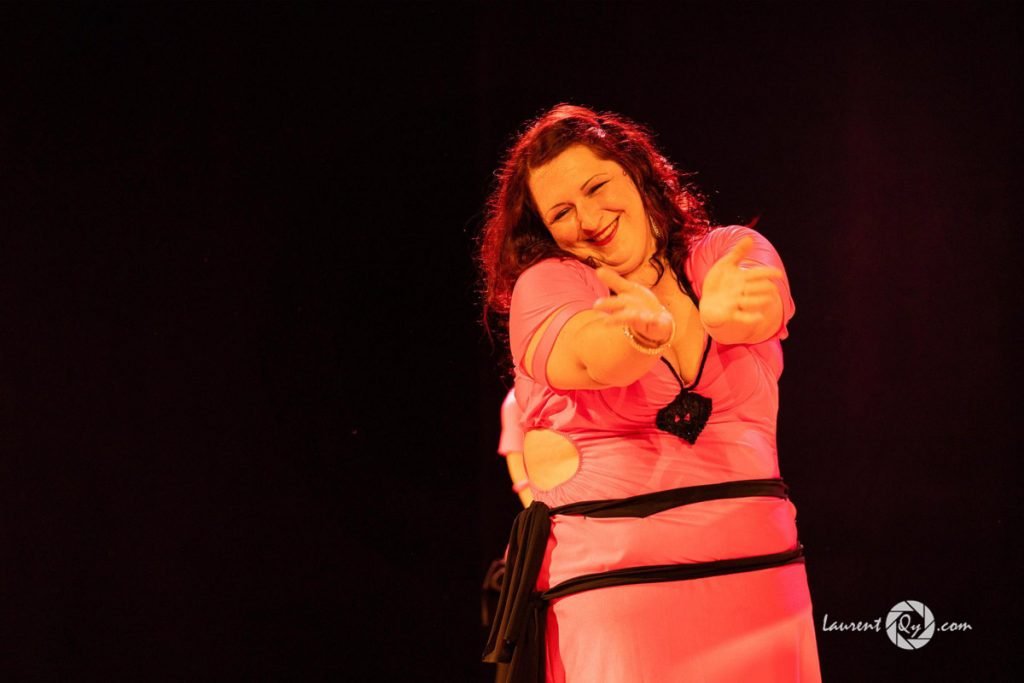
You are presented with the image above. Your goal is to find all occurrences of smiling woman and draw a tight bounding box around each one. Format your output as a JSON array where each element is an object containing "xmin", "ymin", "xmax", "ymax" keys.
[
  {"xmin": 527, "ymin": 145, "xmax": 654, "ymax": 276},
  {"xmin": 477, "ymin": 104, "xmax": 820, "ymax": 682}
]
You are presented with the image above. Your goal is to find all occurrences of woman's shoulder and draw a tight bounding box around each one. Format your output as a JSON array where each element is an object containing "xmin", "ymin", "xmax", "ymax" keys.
[
  {"xmin": 517, "ymin": 255, "xmax": 595, "ymax": 280},
  {"xmin": 687, "ymin": 225, "xmax": 786, "ymax": 291},
  {"xmin": 512, "ymin": 256, "xmax": 603, "ymax": 302},
  {"xmin": 689, "ymin": 224, "xmax": 775, "ymax": 256},
  {"xmin": 508, "ymin": 256, "xmax": 607, "ymax": 367}
]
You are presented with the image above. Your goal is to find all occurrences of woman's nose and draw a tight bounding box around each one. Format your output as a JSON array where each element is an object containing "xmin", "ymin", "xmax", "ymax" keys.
[{"xmin": 577, "ymin": 202, "xmax": 603, "ymax": 234}]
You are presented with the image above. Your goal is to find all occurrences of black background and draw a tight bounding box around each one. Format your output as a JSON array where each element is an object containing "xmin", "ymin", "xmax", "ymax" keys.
[{"xmin": 2, "ymin": 2, "xmax": 1021, "ymax": 681}]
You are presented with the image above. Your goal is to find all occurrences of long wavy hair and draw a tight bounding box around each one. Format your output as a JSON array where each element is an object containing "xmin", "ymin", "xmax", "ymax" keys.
[{"xmin": 477, "ymin": 104, "xmax": 711, "ymax": 330}]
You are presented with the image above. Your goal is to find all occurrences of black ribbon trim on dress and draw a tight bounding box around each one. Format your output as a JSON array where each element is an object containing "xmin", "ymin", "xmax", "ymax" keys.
[
  {"xmin": 542, "ymin": 546, "xmax": 804, "ymax": 601},
  {"xmin": 481, "ymin": 478, "xmax": 800, "ymax": 683},
  {"xmin": 550, "ymin": 478, "xmax": 788, "ymax": 518}
]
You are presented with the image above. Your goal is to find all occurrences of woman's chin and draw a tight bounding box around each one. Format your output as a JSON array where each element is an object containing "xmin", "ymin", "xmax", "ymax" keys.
[
  {"xmin": 589, "ymin": 251, "xmax": 626, "ymax": 269},
  {"xmin": 574, "ymin": 249, "xmax": 636, "ymax": 274}
]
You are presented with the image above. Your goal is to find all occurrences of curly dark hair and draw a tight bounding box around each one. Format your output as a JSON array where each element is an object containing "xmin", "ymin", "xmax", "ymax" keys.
[{"xmin": 477, "ymin": 103, "xmax": 711, "ymax": 328}]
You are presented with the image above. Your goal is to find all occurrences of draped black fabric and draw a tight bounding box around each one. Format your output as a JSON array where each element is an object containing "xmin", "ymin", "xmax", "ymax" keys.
[
  {"xmin": 482, "ymin": 502, "xmax": 552, "ymax": 666},
  {"xmin": 482, "ymin": 478, "xmax": 803, "ymax": 683}
]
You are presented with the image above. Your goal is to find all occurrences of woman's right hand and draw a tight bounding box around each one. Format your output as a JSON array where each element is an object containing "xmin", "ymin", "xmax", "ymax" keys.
[
  {"xmin": 532, "ymin": 266, "xmax": 673, "ymax": 390},
  {"xmin": 593, "ymin": 267, "xmax": 673, "ymax": 344}
]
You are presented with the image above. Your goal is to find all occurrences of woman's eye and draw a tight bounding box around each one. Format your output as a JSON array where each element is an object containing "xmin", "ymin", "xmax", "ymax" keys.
[
  {"xmin": 588, "ymin": 181, "xmax": 609, "ymax": 195},
  {"xmin": 553, "ymin": 208, "xmax": 570, "ymax": 221}
]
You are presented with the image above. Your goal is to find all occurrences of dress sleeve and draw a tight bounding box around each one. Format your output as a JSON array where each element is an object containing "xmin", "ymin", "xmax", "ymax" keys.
[
  {"xmin": 686, "ymin": 225, "xmax": 796, "ymax": 341},
  {"xmin": 497, "ymin": 389, "xmax": 523, "ymax": 456},
  {"xmin": 509, "ymin": 258, "xmax": 607, "ymax": 386}
]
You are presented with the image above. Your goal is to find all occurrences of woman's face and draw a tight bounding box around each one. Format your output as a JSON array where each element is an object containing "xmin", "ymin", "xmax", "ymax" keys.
[{"xmin": 528, "ymin": 144, "xmax": 655, "ymax": 278}]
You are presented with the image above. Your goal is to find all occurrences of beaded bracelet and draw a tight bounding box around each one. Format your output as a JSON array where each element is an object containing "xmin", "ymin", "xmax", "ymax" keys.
[
  {"xmin": 511, "ymin": 479, "xmax": 530, "ymax": 493},
  {"xmin": 623, "ymin": 316, "xmax": 676, "ymax": 355}
]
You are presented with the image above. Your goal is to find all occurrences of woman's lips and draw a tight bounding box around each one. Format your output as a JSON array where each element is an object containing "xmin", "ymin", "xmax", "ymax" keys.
[{"xmin": 589, "ymin": 218, "xmax": 619, "ymax": 247}]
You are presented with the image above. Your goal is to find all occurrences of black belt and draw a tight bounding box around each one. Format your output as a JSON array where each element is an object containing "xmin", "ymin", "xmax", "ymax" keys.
[{"xmin": 481, "ymin": 478, "xmax": 805, "ymax": 683}]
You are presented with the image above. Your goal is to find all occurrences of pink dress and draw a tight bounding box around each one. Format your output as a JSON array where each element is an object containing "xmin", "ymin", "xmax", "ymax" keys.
[{"xmin": 507, "ymin": 226, "xmax": 821, "ymax": 682}]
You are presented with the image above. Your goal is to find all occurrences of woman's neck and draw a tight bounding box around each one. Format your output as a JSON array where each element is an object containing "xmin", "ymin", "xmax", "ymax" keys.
[{"xmin": 624, "ymin": 255, "xmax": 678, "ymax": 292}]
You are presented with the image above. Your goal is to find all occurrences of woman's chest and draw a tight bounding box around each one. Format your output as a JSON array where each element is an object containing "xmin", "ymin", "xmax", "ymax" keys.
[{"xmin": 652, "ymin": 276, "xmax": 706, "ymax": 386}]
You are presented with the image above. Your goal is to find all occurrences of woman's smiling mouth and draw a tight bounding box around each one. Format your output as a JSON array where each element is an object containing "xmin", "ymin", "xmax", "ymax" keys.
[{"xmin": 588, "ymin": 217, "xmax": 619, "ymax": 247}]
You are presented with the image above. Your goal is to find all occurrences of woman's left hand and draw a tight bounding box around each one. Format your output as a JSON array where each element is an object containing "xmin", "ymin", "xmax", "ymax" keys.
[{"xmin": 699, "ymin": 236, "xmax": 784, "ymax": 331}]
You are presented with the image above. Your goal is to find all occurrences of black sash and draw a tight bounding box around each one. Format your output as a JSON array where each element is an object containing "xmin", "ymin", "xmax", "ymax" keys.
[{"xmin": 481, "ymin": 478, "xmax": 804, "ymax": 683}]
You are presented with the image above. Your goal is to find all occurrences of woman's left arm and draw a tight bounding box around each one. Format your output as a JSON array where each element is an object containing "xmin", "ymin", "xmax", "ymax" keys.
[{"xmin": 698, "ymin": 235, "xmax": 786, "ymax": 345}]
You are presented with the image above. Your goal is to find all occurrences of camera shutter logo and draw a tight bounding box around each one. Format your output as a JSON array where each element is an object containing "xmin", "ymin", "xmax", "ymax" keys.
[{"xmin": 886, "ymin": 600, "xmax": 936, "ymax": 650}]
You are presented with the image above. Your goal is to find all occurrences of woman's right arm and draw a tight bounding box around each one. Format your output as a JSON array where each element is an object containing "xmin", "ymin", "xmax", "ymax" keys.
[{"xmin": 520, "ymin": 266, "xmax": 673, "ymax": 391}]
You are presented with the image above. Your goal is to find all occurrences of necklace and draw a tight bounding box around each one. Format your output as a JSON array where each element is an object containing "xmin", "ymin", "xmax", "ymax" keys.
[
  {"xmin": 655, "ymin": 275, "xmax": 713, "ymax": 444},
  {"xmin": 657, "ymin": 345, "xmax": 713, "ymax": 444}
]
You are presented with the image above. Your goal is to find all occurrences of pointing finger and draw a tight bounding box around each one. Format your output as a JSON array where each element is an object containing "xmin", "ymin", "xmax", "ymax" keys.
[
  {"xmin": 593, "ymin": 296, "xmax": 628, "ymax": 314},
  {"xmin": 594, "ymin": 266, "xmax": 633, "ymax": 295}
]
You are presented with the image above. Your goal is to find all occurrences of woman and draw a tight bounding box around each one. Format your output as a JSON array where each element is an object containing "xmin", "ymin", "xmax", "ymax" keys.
[
  {"xmin": 479, "ymin": 104, "xmax": 820, "ymax": 682},
  {"xmin": 499, "ymin": 388, "xmax": 534, "ymax": 508}
]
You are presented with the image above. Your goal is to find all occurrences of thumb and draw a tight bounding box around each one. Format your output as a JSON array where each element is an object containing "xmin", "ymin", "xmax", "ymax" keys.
[{"xmin": 720, "ymin": 235, "xmax": 755, "ymax": 266}]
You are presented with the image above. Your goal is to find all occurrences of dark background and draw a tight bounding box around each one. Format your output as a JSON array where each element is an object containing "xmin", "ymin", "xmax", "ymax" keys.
[{"xmin": 2, "ymin": 2, "xmax": 1020, "ymax": 681}]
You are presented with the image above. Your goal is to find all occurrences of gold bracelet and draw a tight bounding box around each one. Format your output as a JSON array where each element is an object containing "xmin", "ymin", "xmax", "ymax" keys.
[{"xmin": 623, "ymin": 315, "xmax": 675, "ymax": 355}]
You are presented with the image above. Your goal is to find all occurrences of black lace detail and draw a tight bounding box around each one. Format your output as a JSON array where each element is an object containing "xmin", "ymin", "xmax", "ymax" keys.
[{"xmin": 655, "ymin": 388, "xmax": 712, "ymax": 444}]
